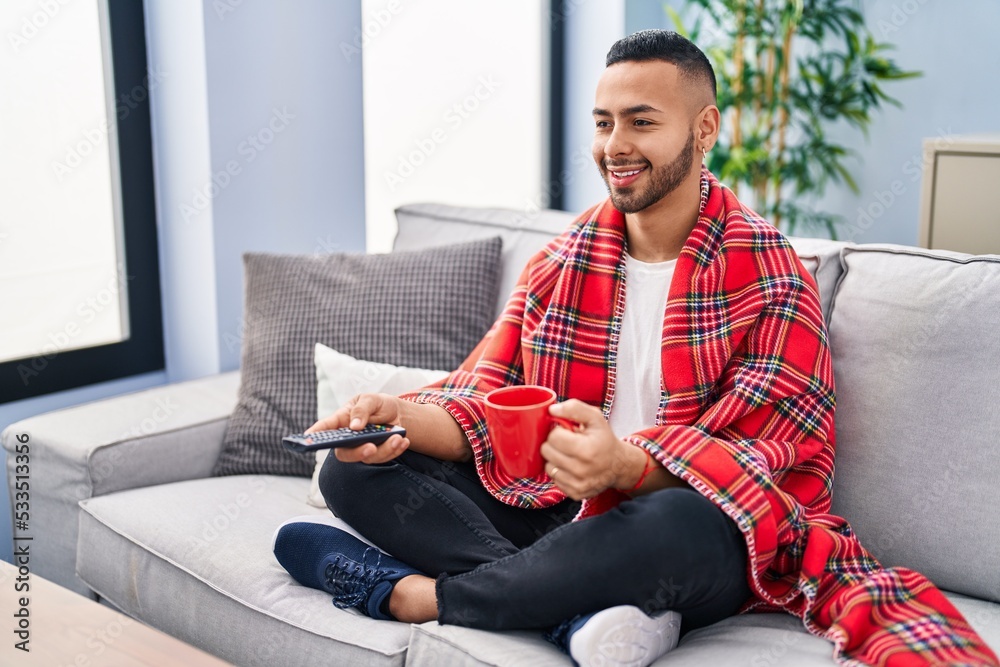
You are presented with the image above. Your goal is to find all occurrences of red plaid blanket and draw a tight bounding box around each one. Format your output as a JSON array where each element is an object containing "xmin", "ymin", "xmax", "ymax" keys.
[{"xmin": 401, "ymin": 169, "xmax": 997, "ymax": 666}]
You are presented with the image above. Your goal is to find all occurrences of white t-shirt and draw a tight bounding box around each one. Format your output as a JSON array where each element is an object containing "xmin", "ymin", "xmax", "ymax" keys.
[{"xmin": 607, "ymin": 254, "xmax": 677, "ymax": 437}]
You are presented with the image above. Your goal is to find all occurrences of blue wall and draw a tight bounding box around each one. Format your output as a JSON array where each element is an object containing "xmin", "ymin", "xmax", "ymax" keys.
[
  {"xmin": 615, "ymin": 0, "xmax": 1000, "ymax": 243},
  {"xmin": 202, "ymin": 1, "xmax": 366, "ymax": 372},
  {"xmin": 819, "ymin": 0, "xmax": 1000, "ymax": 244}
]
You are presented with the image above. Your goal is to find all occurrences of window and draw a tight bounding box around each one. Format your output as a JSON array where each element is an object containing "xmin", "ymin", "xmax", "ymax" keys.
[
  {"xmin": 0, "ymin": 0, "xmax": 163, "ymax": 403},
  {"xmin": 360, "ymin": 0, "xmax": 565, "ymax": 252}
]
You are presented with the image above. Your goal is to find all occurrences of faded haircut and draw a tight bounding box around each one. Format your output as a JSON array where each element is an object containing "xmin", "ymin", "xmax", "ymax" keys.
[{"xmin": 606, "ymin": 29, "xmax": 717, "ymax": 103}]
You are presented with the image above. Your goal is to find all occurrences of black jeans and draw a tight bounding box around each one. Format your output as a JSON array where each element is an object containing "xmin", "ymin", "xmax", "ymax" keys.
[{"xmin": 319, "ymin": 450, "xmax": 751, "ymax": 633}]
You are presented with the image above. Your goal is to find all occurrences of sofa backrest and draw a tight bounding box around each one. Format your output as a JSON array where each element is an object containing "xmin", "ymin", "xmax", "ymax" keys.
[
  {"xmin": 394, "ymin": 203, "xmax": 575, "ymax": 317},
  {"xmin": 786, "ymin": 236, "xmax": 849, "ymax": 324},
  {"xmin": 825, "ymin": 244, "xmax": 1000, "ymax": 603},
  {"xmin": 394, "ymin": 202, "xmax": 1000, "ymax": 603},
  {"xmin": 394, "ymin": 202, "xmax": 847, "ymax": 322}
]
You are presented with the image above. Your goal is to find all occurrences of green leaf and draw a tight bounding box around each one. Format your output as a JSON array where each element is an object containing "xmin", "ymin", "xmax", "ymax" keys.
[
  {"xmin": 672, "ymin": 0, "xmax": 919, "ymax": 236},
  {"xmin": 666, "ymin": 5, "xmax": 687, "ymax": 37}
]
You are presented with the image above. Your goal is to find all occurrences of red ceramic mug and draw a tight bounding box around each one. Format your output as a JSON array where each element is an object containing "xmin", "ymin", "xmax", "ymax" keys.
[{"xmin": 483, "ymin": 385, "xmax": 577, "ymax": 478}]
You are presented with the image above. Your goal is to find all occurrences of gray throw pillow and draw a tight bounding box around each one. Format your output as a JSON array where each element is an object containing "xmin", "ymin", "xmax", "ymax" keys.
[{"xmin": 213, "ymin": 236, "xmax": 503, "ymax": 477}]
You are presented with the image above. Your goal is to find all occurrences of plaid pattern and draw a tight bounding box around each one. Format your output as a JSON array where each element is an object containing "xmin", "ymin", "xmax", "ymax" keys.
[{"xmin": 401, "ymin": 169, "xmax": 997, "ymax": 666}]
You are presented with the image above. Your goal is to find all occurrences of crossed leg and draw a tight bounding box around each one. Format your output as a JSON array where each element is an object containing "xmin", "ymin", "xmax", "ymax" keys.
[{"xmin": 319, "ymin": 449, "xmax": 750, "ymax": 634}]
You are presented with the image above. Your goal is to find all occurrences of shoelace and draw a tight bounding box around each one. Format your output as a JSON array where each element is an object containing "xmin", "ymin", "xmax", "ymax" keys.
[{"xmin": 324, "ymin": 546, "xmax": 384, "ymax": 610}]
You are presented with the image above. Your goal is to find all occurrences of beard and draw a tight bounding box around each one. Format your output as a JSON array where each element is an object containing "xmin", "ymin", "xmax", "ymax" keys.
[{"xmin": 602, "ymin": 130, "xmax": 696, "ymax": 214}]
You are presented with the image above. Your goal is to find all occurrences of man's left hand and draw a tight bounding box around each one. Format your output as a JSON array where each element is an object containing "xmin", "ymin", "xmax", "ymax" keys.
[{"xmin": 540, "ymin": 399, "xmax": 638, "ymax": 500}]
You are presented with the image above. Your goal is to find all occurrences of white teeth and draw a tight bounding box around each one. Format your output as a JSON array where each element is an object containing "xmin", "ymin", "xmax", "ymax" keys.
[{"xmin": 611, "ymin": 169, "xmax": 642, "ymax": 177}]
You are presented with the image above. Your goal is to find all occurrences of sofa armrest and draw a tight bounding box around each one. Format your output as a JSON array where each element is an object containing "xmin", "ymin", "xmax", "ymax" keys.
[{"xmin": 2, "ymin": 372, "xmax": 240, "ymax": 596}]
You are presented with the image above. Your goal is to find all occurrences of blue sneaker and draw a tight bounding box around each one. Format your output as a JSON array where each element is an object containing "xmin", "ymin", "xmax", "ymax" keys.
[
  {"xmin": 546, "ymin": 605, "xmax": 682, "ymax": 667},
  {"xmin": 272, "ymin": 516, "xmax": 422, "ymax": 620}
]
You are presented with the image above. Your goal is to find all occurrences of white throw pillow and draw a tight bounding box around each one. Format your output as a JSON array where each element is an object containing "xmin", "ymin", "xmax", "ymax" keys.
[{"xmin": 306, "ymin": 343, "xmax": 449, "ymax": 508}]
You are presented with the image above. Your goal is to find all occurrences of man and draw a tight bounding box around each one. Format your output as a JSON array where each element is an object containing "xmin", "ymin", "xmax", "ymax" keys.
[{"xmin": 275, "ymin": 30, "xmax": 997, "ymax": 667}]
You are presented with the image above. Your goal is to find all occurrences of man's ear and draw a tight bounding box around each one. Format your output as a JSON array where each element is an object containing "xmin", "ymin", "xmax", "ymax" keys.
[{"xmin": 694, "ymin": 105, "xmax": 721, "ymax": 152}]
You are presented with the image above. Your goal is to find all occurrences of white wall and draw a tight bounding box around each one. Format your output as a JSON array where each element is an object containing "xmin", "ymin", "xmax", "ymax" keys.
[{"xmin": 361, "ymin": 0, "xmax": 547, "ymax": 253}]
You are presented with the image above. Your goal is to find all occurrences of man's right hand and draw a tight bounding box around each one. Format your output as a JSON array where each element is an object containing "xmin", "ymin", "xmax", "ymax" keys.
[{"xmin": 306, "ymin": 393, "xmax": 411, "ymax": 464}]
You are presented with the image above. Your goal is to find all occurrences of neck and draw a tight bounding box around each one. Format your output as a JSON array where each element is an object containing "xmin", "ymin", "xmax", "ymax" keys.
[{"xmin": 623, "ymin": 170, "xmax": 702, "ymax": 263}]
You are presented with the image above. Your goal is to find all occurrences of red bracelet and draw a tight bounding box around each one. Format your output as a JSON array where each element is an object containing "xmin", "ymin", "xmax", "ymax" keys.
[{"xmin": 627, "ymin": 450, "xmax": 656, "ymax": 493}]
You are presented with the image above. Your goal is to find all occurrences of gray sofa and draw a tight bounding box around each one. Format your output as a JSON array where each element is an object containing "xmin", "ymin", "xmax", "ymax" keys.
[{"xmin": 5, "ymin": 202, "xmax": 1000, "ymax": 666}]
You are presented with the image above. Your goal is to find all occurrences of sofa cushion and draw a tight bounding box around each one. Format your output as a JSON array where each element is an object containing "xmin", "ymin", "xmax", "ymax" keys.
[
  {"xmin": 77, "ymin": 476, "xmax": 410, "ymax": 667},
  {"xmin": 75, "ymin": 474, "xmax": 1000, "ymax": 667},
  {"xmin": 214, "ymin": 237, "xmax": 502, "ymax": 477},
  {"xmin": 408, "ymin": 594, "xmax": 1000, "ymax": 666},
  {"xmin": 785, "ymin": 235, "xmax": 849, "ymax": 324},
  {"xmin": 406, "ymin": 613, "xmax": 833, "ymax": 666},
  {"xmin": 827, "ymin": 244, "xmax": 1000, "ymax": 602},
  {"xmin": 394, "ymin": 203, "xmax": 575, "ymax": 316},
  {"xmin": 0, "ymin": 371, "xmax": 240, "ymax": 598}
]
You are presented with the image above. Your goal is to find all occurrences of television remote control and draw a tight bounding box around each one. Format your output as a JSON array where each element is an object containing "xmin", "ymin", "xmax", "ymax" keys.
[{"xmin": 282, "ymin": 424, "xmax": 406, "ymax": 453}]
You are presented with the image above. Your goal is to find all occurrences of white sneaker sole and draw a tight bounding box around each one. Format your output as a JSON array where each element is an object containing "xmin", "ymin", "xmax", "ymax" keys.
[{"xmin": 569, "ymin": 606, "xmax": 682, "ymax": 667}]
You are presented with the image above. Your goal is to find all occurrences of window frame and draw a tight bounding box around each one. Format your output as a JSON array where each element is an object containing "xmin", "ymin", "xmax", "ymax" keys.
[
  {"xmin": 0, "ymin": 0, "xmax": 164, "ymax": 404},
  {"xmin": 548, "ymin": 0, "xmax": 567, "ymax": 210}
]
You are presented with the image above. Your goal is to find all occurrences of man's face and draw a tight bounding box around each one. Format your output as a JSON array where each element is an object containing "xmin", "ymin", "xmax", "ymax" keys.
[{"xmin": 592, "ymin": 60, "xmax": 699, "ymax": 214}]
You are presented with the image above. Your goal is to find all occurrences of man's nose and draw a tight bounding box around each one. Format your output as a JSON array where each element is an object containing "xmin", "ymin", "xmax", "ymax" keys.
[{"xmin": 603, "ymin": 125, "xmax": 632, "ymax": 158}]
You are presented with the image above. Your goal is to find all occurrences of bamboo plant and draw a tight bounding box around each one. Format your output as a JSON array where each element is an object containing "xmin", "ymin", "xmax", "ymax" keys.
[{"xmin": 669, "ymin": 0, "xmax": 920, "ymax": 237}]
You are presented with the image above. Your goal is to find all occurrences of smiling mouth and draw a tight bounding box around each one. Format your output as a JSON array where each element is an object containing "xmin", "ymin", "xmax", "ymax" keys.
[{"xmin": 606, "ymin": 164, "xmax": 647, "ymax": 187}]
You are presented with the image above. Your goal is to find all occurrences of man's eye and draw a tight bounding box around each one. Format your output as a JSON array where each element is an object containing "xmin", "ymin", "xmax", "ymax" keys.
[
  {"xmin": 634, "ymin": 119, "xmax": 651, "ymax": 126},
  {"xmin": 595, "ymin": 120, "xmax": 610, "ymax": 129}
]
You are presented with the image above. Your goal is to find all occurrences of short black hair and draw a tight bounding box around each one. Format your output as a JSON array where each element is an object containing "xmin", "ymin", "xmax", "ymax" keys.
[{"xmin": 606, "ymin": 29, "xmax": 717, "ymax": 103}]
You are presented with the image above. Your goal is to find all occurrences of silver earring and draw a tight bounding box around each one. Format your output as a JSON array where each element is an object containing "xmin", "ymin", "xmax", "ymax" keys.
[{"xmin": 701, "ymin": 147, "xmax": 708, "ymax": 159}]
